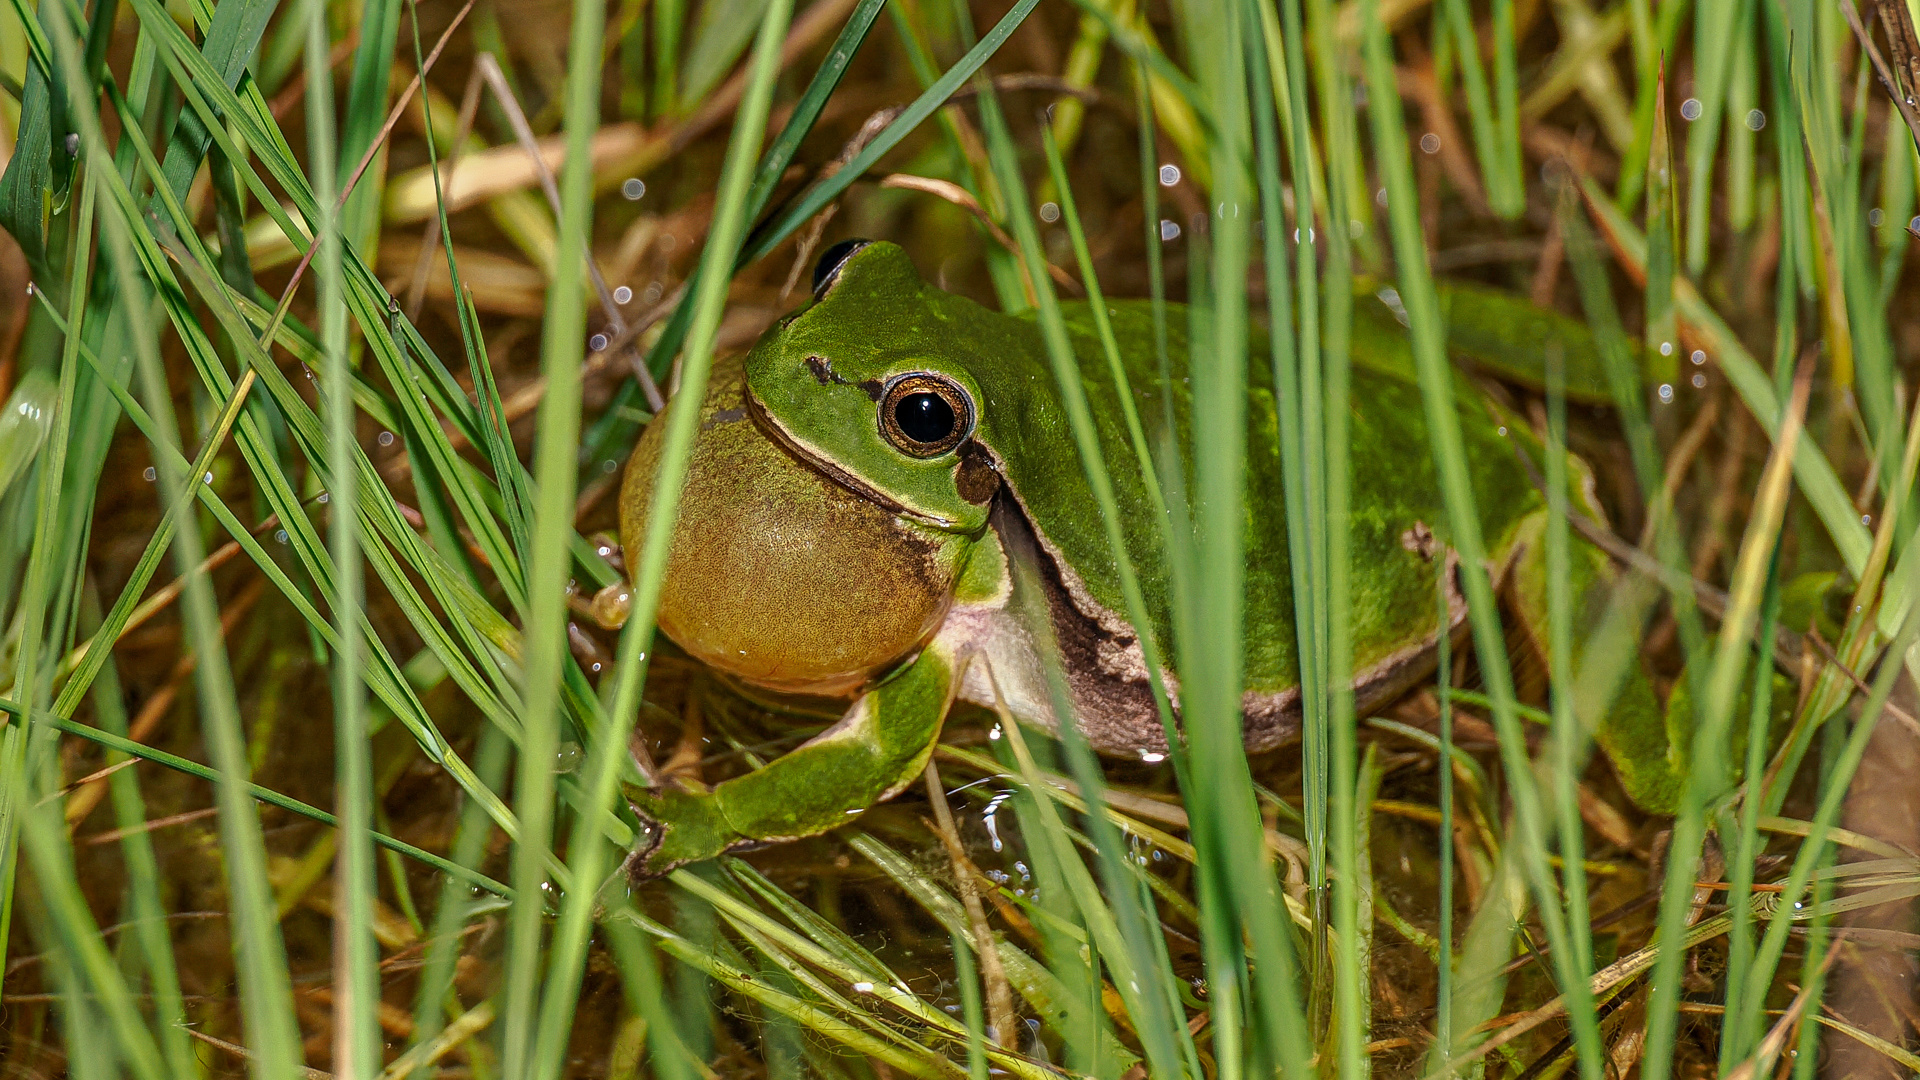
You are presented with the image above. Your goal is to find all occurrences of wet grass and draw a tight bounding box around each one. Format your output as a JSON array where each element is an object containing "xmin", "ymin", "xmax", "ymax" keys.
[{"xmin": 1, "ymin": 0, "xmax": 1919, "ymax": 1076}]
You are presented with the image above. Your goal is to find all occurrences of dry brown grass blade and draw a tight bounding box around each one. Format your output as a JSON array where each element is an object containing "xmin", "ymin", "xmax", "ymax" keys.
[
  {"xmin": 879, "ymin": 174, "xmax": 1080, "ymax": 297},
  {"xmin": 1721, "ymin": 940, "xmax": 1844, "ymax": 1080},
  {"xmin": 381, "ymin": 238, "xmax": 548, "ymax": 315},
  {"xmin": 264, "ymin": 0, "xmax": 476, "ymax": 329},
  {"xmin": 403, "ymin": 62, "xmax": 487, "ymax": 321},
  {"xmin": 184, "ymin": 1029, "xmax": 335, "ymax": 1080},
  {"xmin": 1844, "ymin": 0, "xmax": 1920, "ymax": 167},
  {"xmin": 59, "ymin": 580, "xmax": 265, "ymax": 827},
  {"xmin": 921, "ymin": 759, "xmax": 1018, "ymax": 1052},
  {"xmin": 382, "ymin": 0, "xmax": 858, "ymax": 224},
  {"xmin": 373, "ymin": 1001, "xmax": 495, "ymax": 1080}
]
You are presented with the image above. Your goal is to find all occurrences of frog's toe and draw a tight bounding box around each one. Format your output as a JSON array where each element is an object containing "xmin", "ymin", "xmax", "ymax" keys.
[{"xmin": 626, "ymin": 787, "xmax": 744, "ymax": 879}]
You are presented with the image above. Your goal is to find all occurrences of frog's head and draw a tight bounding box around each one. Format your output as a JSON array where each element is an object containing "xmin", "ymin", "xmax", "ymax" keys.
[{"xmin": 742, "ymin": 240, "xmax": 1003, "ymax": 535}]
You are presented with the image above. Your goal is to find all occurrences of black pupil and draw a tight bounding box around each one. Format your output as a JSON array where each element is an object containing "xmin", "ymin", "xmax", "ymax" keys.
[{"xmin": 895, "ymin": 392, "xmax": 956, "ymax": 445}]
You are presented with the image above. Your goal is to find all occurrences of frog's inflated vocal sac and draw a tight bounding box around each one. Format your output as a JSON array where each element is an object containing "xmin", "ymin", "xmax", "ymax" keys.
[{"xmin": 618, "ymin": 239, "xmax": 1684, "ymax": 876}]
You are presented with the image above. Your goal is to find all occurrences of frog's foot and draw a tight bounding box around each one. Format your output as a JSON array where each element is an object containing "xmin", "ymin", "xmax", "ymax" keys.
[
  {"xmin": 1505, "ymin": 512, "xmax": 1684, "ymax": 812},
  {"xmin": 626, "ymin": 786, "xmax": 757, "ymax": 879}
]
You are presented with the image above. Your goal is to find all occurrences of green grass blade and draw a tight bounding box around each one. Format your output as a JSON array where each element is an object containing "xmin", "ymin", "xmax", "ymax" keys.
[
  {"xmin": 1432, "ymin": 562, "xmax": 1456, "ymax": 1073},
  {"xmin": 1644, "ymin": 74, "xmax": 1678, "ymax": 393},
  {"xmin": 1358, "ymin": 7, "xmax": 1607, "ymax": 1075},
  {"xmin": 19, "ymin": 803, "xmax": 168, "ymax": 1080},
  {"xmin": 1682, "ymin": 0, "xmax": 1744, "ymax": 274},
  {"xmin": 1304, "ymin": 0, "xmax": 1357, "ymax": 981},
  {"xmin": 737, "ymin": 0, "xmax": 1040, "ymax": 267},
  {"xmin": 1718, "ymin": 554, "xmax": 1783, "ymax": 1067},
  {"xmin": 601, "ymin": 897, "xmax": 704, "ymax": 1080},
  {"xmin": 1639, "ymin": 358, "xmax": 1810, "ymax": 1080},
  {"xmin": 1543, "ymin": 335, "xmax": 1599, "ymax": 1062},
  {"xmin": 1576, "ymin": 176, "xmax": 1873, "ymax": 576},
  {"xmin": 80, "ymin": 593, "xmax": 199, "ymax": 1078},
  {"xmin": 405, "ymin": 720, "xmax": 511, "ymax": 1078},
  {"xmin": 300, "ymin": 0, "xmax": 381, "ymax": 1069},
  {"xmin": 526, "ymin": 0, "xmax": 793, "ymax": 1072},
  {"xmin": 1251, "ymin": 12, "xmax": 1333, "ymax": 954},
  {"xmin": 1745, "ymin": 557, "xmax": 1920, "ymax": 1064},
  {"xmin": 582, "ymin": 0, "xmax": 887, "ymax": 464},
  {"xmin": 336, "ymin": 0, "xmax": 399, "ymax": 255},
  {"xmin": 1615, "ymin": 0, "xmax": 1688, "ymax": 208},
  {"xmin": 652, "ymin": 0, "xmax": 683, "ymax": 119},
  {"xmin": 1028, "ymin": 122, "xmax": 1182, "ymax": 770},
  {"xmin": 0, "ymin": 125, "xmax": 92, "ymax": 980},
  {"xmin": 1726, "ymin": 5, "xmax": 1759, "ymax": 232},
  {"xmin": 43, "ymin": 11, "xmax": 306, "ymax": 1073},
  {"xmin": 498, "ymin": 0, "xmax": 613, "ymax": 1058},
  {"xmin": 1170, "ymin": 6, "xmax": 1320, "ymax": 1076},
  {"xmin": 10, "ymin": 699, "xmax": 511, "ymax": 897},
  {"xmin": 1440, "ymin": 0, "xmax": 1522, "ymax": 215}
]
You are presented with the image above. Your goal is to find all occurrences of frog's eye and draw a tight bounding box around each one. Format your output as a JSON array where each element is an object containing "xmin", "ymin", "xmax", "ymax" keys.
[
  {"xmin": 879, "ymin": 373, "xmax": 973, "ymax": 458},
  {"xmin": 812, "ymin": 238, "xmax": 874, "ymax": 298}
]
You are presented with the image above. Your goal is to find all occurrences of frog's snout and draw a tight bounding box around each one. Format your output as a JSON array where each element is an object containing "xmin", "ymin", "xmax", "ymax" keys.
[{"xmin": 619, "ymin": 357, "xmax": 964, "ymax": 697}]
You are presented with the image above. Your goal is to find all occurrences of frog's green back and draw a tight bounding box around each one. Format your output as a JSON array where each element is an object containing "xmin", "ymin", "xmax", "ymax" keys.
[{"xmin": 987, "ymin": 299, "xmax": 1547, "ymax": 723}]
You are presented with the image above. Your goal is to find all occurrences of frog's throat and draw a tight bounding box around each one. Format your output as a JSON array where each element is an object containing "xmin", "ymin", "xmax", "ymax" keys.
[{"xmin": 741, "ymin": 386, "xmax": 967, "ymax": 528}]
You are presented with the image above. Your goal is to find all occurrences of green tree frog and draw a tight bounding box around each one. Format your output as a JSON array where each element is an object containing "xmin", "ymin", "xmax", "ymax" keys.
[{"xmin": 618, "ymin": 239, "xmax": 1686, "ymax": 875}]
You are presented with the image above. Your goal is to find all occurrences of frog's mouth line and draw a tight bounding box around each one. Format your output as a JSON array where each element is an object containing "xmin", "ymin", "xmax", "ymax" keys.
[{"xmin": 741, "ymin": 384, "xmax": 978, "ymax": 531}]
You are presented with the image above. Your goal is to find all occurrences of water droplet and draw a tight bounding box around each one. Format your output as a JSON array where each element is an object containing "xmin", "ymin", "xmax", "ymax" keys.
[
  {"xmin": 852, "ymin": 981, "xmax": 874, "ymax": 993},
  {"xmin": 643, "ymin": 282, "xmax": 664, "ymax": 303},
  {"xmin": 318, "ymin": 492, "xmax": 330, "ymax": 504},
  {"xmin": 1658, "ymin": 383, "xmax": 1674, "ymax": 403},
  {"xmin": 202, "ymin": 471, "xmax": 213, "ymax": 484},
  {"xmin": 602, "ymin": 458, "xmax": 618, "ymax": 474},
  {"xmin": 1039, "ymin": 201, "xmax": 1060, "ymax": 223},
  {"xmin": 377, "ymin": 430, "xmax": 395, "ymax": 447},
  {"xmin": 142, "ymin": 467, "xmax": 156, "ymax": 481},
  {"xmin": 1160, "ymin": 219, "xmax": 1181, "ymax": 241},
  {"xmin": 1660, "ymin": 341, "xmax": 1674, "ymax": 356},
  {"xmin": 621, "ymin": 178, "xmax": 646, "ymax": 200},
  {"xmin": 1691, "ymin": 372, "xmax": 1707, "ymax": 388},
  {"xmin": 1158, "ymin": 163, "xmax": 1181, "ymax": 186},
  {"xmin": 1140, "ymin": 750, "xmax": 1165, "ymax": 763},
  {"xmin": 1691, "ymin": 350, "xmax": 1707, "ymax": 365},
  {"xmin": 1375, "ymin": 187, "xmax": 1389, "ymax": 208},
  {"xmin": 1863, "ymin": 514, "xmax": 1873, "ymax": 526},
  {"xmin": 982, "ymin": 791, "xmax": 1012, "ymax": 852},
  {"xmin": 1746, "ymin": 109, "xmax": 1767, "ymax": 131},
  {"xmin": 1870, "ymin": 207, "xmax": 1885, "ymax": 227},
  {"xmin": 613, "ymin": 285, "xmax": 632, "ymax": 304},
  {"xmin": 1680, "ymin": 98, "xmax": 1703, "ymax": 121},
  {"xmin": 1497, "ymin": 425, "xmax": 1508, "ymax": 436},
  {"xmin": 1419, "ymin": 132, "xmax": 1441, "ymax": 153},
  {"xmin": 275, "ymin": 529, "xmax": 289, "ymax": 544},
  {"xmin": 589, "ymin": 333, "xmax": 609, "ymax": 351},
  {"xmin": 64, "ymin": 132, "xmax": 80, "ymax": 156}
]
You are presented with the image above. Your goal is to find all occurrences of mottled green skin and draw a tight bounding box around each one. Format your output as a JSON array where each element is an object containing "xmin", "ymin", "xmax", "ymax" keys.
[{"xmin": 623, "ymin": 242, "xmax": 1684, "ymax": 875}]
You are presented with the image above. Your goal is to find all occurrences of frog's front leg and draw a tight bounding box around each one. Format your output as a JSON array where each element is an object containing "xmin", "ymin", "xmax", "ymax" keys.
[{"xmin": 627, "ymin": 641, "xmax": 964, "ymax": 877}]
